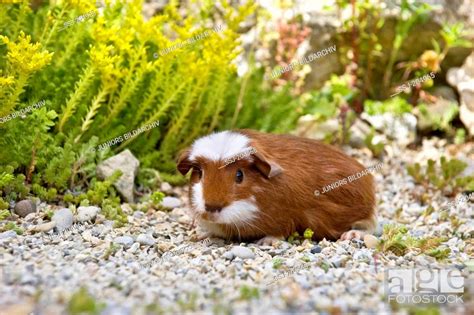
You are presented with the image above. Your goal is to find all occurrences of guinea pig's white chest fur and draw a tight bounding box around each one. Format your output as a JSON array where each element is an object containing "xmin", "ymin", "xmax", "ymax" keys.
[{"xmin": 178, "ymin": 129, "xmax": 377, "ymax": 243}]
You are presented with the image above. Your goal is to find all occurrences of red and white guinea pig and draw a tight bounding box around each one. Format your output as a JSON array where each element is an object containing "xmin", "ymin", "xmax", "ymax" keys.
[{"xmin": 177, "ymin": 129, "xmax": 377, "ymax": 244}]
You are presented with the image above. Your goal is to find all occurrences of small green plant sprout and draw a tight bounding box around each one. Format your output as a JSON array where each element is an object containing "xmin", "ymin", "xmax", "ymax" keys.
[
  {"xmin": 150, "ymin": 191, "xmax": 165, "ymax": 206},
  {"xmin": 144, "ymin": 302, "xmax": 165, "ymax": 315},
  {"xmin": 301, "ymin": 256, "xmax": 311, "ymax": 263},
  {"xmin": 272, "ymin": 257, "xmax": 284, "ymax": 269},
  {"xmin": 422, "ymin": 206, "xmax": 435, "ymax": 218},
  {"xmin": 239, "ymin": 285, "xmax": 260, "ymax": 301},
  {"xmin": 67, "ymin": 287, "xmax": 104, "ymax": 315},
  {"xmin": 364, "ymin": 129, "xmax": 385, "ymax": 158},
  {"xmin": 303, "ymin": 228, "xmax": 314, "ymax": 240},
  {"xmin": 102, "ymin": 242, "xmax": 121, "ymax": 260},
  {"xmin": 0, "ymin": 209, "xmax": 10, "ymax": 220},
  {"xmin": 319, "ymin": 261, "xmax": 331, "ymax": 273},
  {"xmin": 378, "ymin": 224, "xmax": 410, "ymax": 256},
  {"xmin": 378, "ymin": 224, "xmax": 449, "ymax": 260},
  {"xmin": 449, "ymin": 215, "xmax": 464, "ymax": 232},
  {"xmin": 44, "ymin": 209, "xmax": 54, "ymax": 220},
  {"xmin": 177, "ymin": 292, "xmax": 198, "ymax": 312},
  {"xmin": 425, "ymin": 247, "xmax": 451, "ymax": 260},
  {"xmin": 287, "ymin": 231, "xmax": 301, "ymax": 243},
  {"xmin": 2, "ymin": 222, "xmax": 24, "ymax": 235},
  {"xmin": 407, "ymin": 157, "xmax": 473, "ymax": 193}
]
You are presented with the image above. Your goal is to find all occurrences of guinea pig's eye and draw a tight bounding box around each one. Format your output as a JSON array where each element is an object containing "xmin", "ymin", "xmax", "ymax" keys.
[{"xmin": 235, "ymin": 169, "xmax": 244, "ymax": 183}]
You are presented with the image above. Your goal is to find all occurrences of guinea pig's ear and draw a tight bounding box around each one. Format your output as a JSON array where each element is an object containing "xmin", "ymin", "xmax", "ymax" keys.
[
  {"xmin": 177, "ymin": 149, "xmax": 193, "ymax": 175},
  {"xmin": 252, "ymin": 150, "xmax": 283, "ymax": 179}
]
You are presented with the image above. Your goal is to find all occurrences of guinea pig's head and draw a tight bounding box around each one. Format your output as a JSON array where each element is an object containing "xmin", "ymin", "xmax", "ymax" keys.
[{"xmin": 177, "ymin": 131, "xmax": 282, "ymax": 228}]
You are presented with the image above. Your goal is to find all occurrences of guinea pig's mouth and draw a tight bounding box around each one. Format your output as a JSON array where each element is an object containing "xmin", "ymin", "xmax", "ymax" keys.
[{"xmin": 193, "ymin": 198, "xmax": 260, "ymax": 226}]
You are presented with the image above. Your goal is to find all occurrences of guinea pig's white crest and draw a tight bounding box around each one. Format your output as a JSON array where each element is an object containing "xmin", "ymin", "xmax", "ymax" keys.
[
  {"xmin": 217, "ymin": 197, "xmax": 259, "ymax": 226},
  {"xmin": 189, "ymin": 131, "xmax": 251, "ymax": 161},
  {"xmin": 191, "ymin": 182, "xmax": 205, "ymax": 212}
]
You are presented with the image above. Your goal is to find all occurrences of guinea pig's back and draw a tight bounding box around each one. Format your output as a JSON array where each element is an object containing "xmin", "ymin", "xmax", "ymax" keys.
[{"xmin": 239, "ymin": 129, "xmax": 376, "ymax": 212}]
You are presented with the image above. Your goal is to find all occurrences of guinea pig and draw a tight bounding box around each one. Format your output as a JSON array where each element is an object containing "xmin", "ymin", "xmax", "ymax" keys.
[{"xmin": 177, "ymin": 129, "xmax": 377, "ymax": 245}]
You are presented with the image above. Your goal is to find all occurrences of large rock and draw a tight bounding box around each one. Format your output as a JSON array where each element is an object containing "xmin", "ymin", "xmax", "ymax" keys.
[
  {"xmin": 52, "ymin": 208, "xmax": 73, "ymax": 232},
  {"xmin": 448, "ymin": 52, "xmax": 474, "ymax": 135},
  {"xmin": 76, "ymin": 206, "xmax": 100, "ymax": 222},
  {"xmin": 14, "ymin": 200, "xmax": 36, "ymax": 217},
  {"xmin": 96, "ymin": 149, "xmax": 139, "ymax": 203},
  {"xmin": 361, "ymin": 112, "xmax": 417, "ymax": 147}
]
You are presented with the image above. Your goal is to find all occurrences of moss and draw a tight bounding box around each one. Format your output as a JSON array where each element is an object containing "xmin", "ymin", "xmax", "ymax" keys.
[
  {"xmin": 176, "ymin": 292, "xmax": 198, "ymax": 312},
  {"xmin": 2, "ymin": 222, "xmax": 24, "ymax": 235},
  {"xmin": 67, "ymin": 287, "xmax": 104, "ymax": 315},
  {"xmin": 239, "ymin": 285, "xmax": 260, "ymax": 301},
  {"xmin": 102, "ymin": 243, "xmax": 120, "ymax": 260},
  {"xmin": 272, "ymin": 257, "xmax": 284, "ymax": 269}
]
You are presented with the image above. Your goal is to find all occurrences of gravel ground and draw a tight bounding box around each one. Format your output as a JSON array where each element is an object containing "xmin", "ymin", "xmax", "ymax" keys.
[{"xmin": 0, "ymin": 139, "xmax": 473, "ymax": 315}]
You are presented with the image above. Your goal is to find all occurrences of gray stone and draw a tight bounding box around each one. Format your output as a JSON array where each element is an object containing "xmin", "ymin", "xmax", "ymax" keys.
[
  {"xmin": 128, "ymin": 242, "xmax": 140, "ymax": 253},
  {"xmin": 230, "ymin": 246, "xmax": 255, "ymax": 259},
  {"xmin": 160, "ymin": 182, "xmax": 173, "ymax": 194},
  {"xmin": 349, "ymin": 119, "xmax": 373, "ymax": 148},
  {"xmin": 448, "ymin": 52, "xmax": 474, "ymax": 135},
  {"xmin": 30, "ymin": 221, "xmax": 56, "ymax": 233},
  {"xmin": 100, "ymin": 305, "xmax": 131, "ymax": 315},
  {"xmin": 161, "ymin": 196, "xmax": 182, "ymax": 209},
  {"xmin": 363, "ymin": 234, "xmax": 379, "ymax": 249},
  {"xmin": 330, "ymin": 256, "xmax": 343, "ymax": 268},
  {"xmin": 0, "ymin": 230, "xmax": 17, "ymax": 240},
  {"xmin": 76, "ymin": 206, "xmax": 100, "ymax": 222},
  {"xmin": 223, "ymin": 251, "xmax": 235, "ymax": 260},
  {"xmin": 415, "ymin": 97, "xmax": 460, "ymax": 132},
  {"xmin": 361, "ymin": 112, "xmax": 417, "ymax": 147},
  {"xmin": 96, "ymin": 149, "xmax": 140, "ymax": 203},
  {"xmin": 52, "ymin": 208, "xmax": 73, "ymax": 232},
  {"xmin": 310, "ymin": 246, "xmax": 322, "ymax": 254},
  {"xmin": 14, "ymin": 200, "xmax": 36, "ymax": 217},
  {"xmin": 136, "ymin": 234, "xmax": 155, "ymax": 246},
  {"xmin": 114, "ymin": 236, "xmax": 134, "ymax": 247}
]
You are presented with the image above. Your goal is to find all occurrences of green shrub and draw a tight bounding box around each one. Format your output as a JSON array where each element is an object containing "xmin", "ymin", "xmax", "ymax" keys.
[{"xmin": 0, "ymin": 0, "xmax": 256, "ymax": 201}]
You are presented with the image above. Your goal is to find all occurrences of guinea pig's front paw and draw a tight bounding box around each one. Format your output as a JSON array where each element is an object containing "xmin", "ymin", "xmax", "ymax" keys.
[
  {"xmin": 339, "ymin": 230, "xmax": 367, "ymax": 241},
  {"xmin": 256, "ymin": 236, "xmax": 284, "ymax": 246},
  {"xmin": 190, "ymin": 231, "xmax": 213, "ymax": 242}
]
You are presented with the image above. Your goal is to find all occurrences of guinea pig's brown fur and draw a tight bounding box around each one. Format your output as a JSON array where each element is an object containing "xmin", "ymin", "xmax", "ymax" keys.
[{"xmin": 177, "ymin": 129, "xmax": 377, "ymax": 242}]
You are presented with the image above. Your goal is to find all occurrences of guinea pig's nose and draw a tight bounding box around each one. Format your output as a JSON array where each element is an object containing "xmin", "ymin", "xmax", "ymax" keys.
[{"xmin": 205, "ymin": 204, "xmax": 222, "ymax": 213}]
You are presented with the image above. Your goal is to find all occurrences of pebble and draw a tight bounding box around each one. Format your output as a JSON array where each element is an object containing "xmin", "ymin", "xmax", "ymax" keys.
[
  {"xmin": 30, "ymin": 221, "xmax": 56, "ymax": 233},
  {"xmin": 114, "ymin": 236, "xmax": 134, "ymax": 247},
  {"xmin": 363, "ymin": 234, "xmax": 378, "ymax": 249},
  {"xmin": 14, "ymin": 200, "xmax": 36, "ymax": 217},
  {"xmin": 128, "ymin": 243, "xmax": 140, "ymax": 253},
  {"xmin": 310, "ymin": 245, "xmax": 322, "ymax": 254},
  {"xmin": 160, "ymin": 182, "xmax": 173, "ymax": 194},
  {"xmin": 52, "ymin": 208, "xmax": 73, "ymax": 232},
  {"xmin": 230, "ymin": 246, "xmax": 255, "ymax": 259},
  {"xmin": 76, "ymin": 206, "xmax": 100, "ymax": 222},
  {"xmin": 136, "ymin": 234, "xmax": 155, "ymax": 246},
  {"xmin": 222, "ymin": 251, "xmax": 234, "ymax": 260},
  {"xmin": 161, "ymin": 197, "xmax": 182, "ymax": 209},
  {"xmin": 0, "ymin": 230, "xmax": 17, "ymax": 240}
]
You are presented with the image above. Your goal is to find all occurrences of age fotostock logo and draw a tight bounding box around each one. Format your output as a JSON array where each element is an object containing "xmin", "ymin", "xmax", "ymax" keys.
[{"xmin": 385, "ymin": 268, "xmax": 464, "ymax": 305}]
